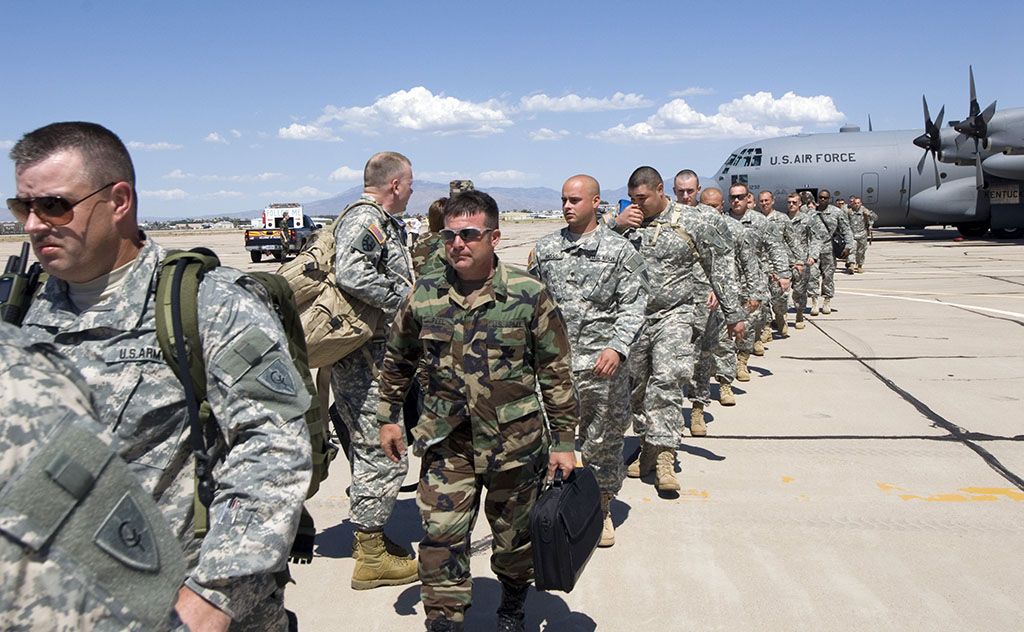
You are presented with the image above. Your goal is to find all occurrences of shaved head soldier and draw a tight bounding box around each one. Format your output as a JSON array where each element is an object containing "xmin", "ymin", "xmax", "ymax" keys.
[
  {"xmin": 847, "ymin": 195, "xmax": 877, "ymax": 273},
  {"xmin": 785, "ymin": 192, "xmax": 823, "ymax": 329},
  {"xmin": 700, "ymin": 188, "xmax": 724, "ymax": 211},
  {"xmin": 758, "ymin": 191, "xmax": 800, "ymax": 338}
]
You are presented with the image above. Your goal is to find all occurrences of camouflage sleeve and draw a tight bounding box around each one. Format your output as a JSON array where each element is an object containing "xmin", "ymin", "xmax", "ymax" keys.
[
  {"xmin": 530, "ymin": 287, "xmax": 578, "ymax": 452},
  {"xmin": 526, "ymin": 248, "xmax": 541, "ymax": 279},
  {"xmin": 738, "ymin": 235, "xmax": 768, "ymax": 300},
  {"xmin": 838, "ymin": 210, "xmax": 856, "ymax": 247},
  {"xmin": 376, "ymin": 291, "xmax": 422, "ymax": 426},
  {"xmin": 188, "ymin": 271, "xmax": 312, "ymax": 619},
  {"xmin": 867, "ymin": 208, "xmax": 878, "ymax": 227},
  {"xmin": 608, "ymin": 248, "xmax": 647, "ymax": 359},
  {"xmin": 764, "ymin": 222, "xmax": 792, "ymax": 278},
  {"xmin": 696, "ymin": 224, "xmax": 743, "ymax": 324},
  {"xmin": 334, "ymin": 205, "xmax": 409, "ymax": 313},
  {"xmin": 782, "ymin": 221, "xmax": 802, "ymax": 264},
  {"xmin": 807, "ymin": 219, "xmax": 826, "ymax": 258}
]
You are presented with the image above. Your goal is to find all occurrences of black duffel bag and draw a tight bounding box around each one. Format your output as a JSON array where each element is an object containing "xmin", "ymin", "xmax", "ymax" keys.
[
  {"xmin": 530, "ymin": 466, "xmax": 602, "ymax": 592},
  {"xmin": 832, "ymin": 232, "xmax": 847, "ymax": 260}
]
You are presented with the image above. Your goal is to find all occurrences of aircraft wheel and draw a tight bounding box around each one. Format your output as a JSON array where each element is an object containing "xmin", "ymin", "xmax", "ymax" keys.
[
  {"xmin": 991, "ymin": 227, "xmax": 1024, "ymax": 239},
  {"xmin": 956, "ymin": 222, "xmax": 989, "ymax": 238},
  {"xmin": 250, "ymin": 251, "xmax": 262, "ymax": 263}
]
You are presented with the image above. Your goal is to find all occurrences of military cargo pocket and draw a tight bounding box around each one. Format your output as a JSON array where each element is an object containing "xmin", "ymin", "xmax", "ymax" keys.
[
  {"xmin": 419, "ymin": 321, "xmax": 454, "ymax": 374},
  {"xmin": 495, "ymin": 393, "xmax": 541, "ymax": 425},
  {"xmin": 486, "ymin": 325, "xmax": 527, "ymax": 380}
]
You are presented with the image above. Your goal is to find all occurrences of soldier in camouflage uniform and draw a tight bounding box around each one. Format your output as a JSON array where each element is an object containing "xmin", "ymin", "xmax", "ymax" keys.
[
  {"xmin": 0, "ymin": 323, "xmax": 186, "ymax": 631},
  {"xmin": 724, "ymin": 184, "xmax": 776, "ymax": 382},
  {"xmin": 11, "ymin": 122, "xmax": 311, "ymax": 631},
  {"xmin": 758, "ymin": 191, "xmax": 800, "ymax": 337},
  {"xmin": 847, "ymin": 195, "xmax": 878, "ymax": 273},
  {"xmin": 411, "ymin": 181, "xmax": 474, "ymax": 277},
  {"xmin": 329, "ymin": 151, "xmax": 420, "ymax": 589},
  {"xmin": 611, "ymin": 167, "xmax": 744, "ymax": 491},
  {"xmin": 741, "ymin": 190, "xmax": 791, "ymax": 356},
  {"xmin": 689, "ymin": 185, "xmax": 766, "ymax": 408},
  {"xmin": 806, "ymin": 189, "xmax": 856, "ymax": 315},
  {"xmin": 785, "ymin": 193, "xmax": 824, "ymax": 329},
  {"xmin": 377, "ymin": 191, "xmax": 579, "ymax": 632},
  {"xmin": 528, "ymin": 174, "xmax": 646, "ymax": 547}
]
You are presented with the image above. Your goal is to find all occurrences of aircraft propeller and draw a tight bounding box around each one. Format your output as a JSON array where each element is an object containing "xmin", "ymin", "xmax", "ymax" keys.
[
  {"xmin": 952, "ymin": 66, "xmax": 996, "ymax": 188},
  {"xmin": 913, "ymin": 95, "xmax": 944, "ymax": 188}
]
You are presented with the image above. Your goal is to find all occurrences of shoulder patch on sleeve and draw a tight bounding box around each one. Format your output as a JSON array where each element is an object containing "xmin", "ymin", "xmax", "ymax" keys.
[
  {"xmin": 354, "ymin": 223, "xmax": 386, "ymax": 254},
  {"xmin": 368, "ymin": 223, "xmax": 386, "ymax": 245},
  {"xmin": 256, "ymin": 357, "xmax": 298, "ymax": 396}
]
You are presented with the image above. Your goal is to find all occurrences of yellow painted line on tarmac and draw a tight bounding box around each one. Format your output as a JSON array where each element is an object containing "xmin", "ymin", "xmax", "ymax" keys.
[
  {"xmin": 878, "ymin": 482, "xmax": 1023, "ymax": 502},
  {"xmin": 781, "ymin": 476, "xmax": 795, "ymax": 484},
  {"xmin": 839, "ymin": 290, "xmax": 1024, "ymax": 319}
]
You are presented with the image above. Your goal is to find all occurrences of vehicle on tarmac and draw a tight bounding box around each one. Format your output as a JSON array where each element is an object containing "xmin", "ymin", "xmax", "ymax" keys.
[
  {"xmin": 711, "ymin": 68, "xmax": 1024, "ymax": 238},
  {"xmin": 244, "ymin": 203, "xmax": 316, "ymax": 263}
]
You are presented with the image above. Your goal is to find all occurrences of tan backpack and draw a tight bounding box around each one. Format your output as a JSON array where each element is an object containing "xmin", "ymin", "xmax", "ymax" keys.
[{"xmin": 277, "ymin": 200, "xmax": 386, "ymax": 369}]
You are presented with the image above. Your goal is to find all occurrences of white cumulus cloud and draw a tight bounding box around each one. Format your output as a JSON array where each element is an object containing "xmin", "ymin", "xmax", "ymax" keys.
[
  {"xmin": 141, "ymin": 188, "xmax": 188, "ymax": 200},
  {"xmin": 519, "ymin": 92, "xmax": 651, "ymax": 113},
  {"xmin": 259, "ymin": 186, "xmax": 331, "ymax": 200},
  {"xmin": 277, "ymin": 123, "xmax": 342, "ymax": 142},
  {"xmin": 529, "ymin": 128, "xmax": 570, "ymax": 141},
  {"xmin": 319, "ymin": 86, "xmax": 512, "ymax": 136},
  {"xmin": 127, "ymin": 141, "xmax": 183, "ymax": 151},
  {"xmin": 590, "ymin": 91, "xmax": 845, "ymax": 143},
  {"xmin": 477, "ymin": 170, "xmax": 534, "ymax": 184},
  {"xmin": 230, "ymin": 129, "xmax": 242, "ymax": 138},
  {"xmin": 669, "ymin": 87, "xmax": 715, "ymax": 97},
  {"xmin": 204, "ymin": 132, "xmax": 228, "ymax": 144},
  {"xmin": 328, "ymin": 166, "xmax": 362, "ymax": 182}
]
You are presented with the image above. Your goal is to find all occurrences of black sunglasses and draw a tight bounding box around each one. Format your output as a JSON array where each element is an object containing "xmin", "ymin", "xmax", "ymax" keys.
[
  {"xmin": 729, "ymin": 194, "xmax": 747, "ymax": 200},
  {"xmin": 818, "ymin": 194, "xmax": 830, "ymax": 200},
  {"xmin": 439, "ymin": 227, "xmax": 494, "ymax": 243},
  {"xmin": 7, "ymin": 182, "xmax": 116, "ymax": 226}
]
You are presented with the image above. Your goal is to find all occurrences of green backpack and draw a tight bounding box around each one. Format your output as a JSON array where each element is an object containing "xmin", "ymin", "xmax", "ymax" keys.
[{"xmin": 154, "ymin": 247, "xmax": 337, "ymax": 564}]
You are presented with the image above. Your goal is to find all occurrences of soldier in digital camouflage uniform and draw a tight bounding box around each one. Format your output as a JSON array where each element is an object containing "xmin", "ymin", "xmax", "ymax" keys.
[
  {"xmin": 528, "ymin": 174, "xmax": 646, "ymax": 547},
  {"xmin": 785, "ymin": 192, "xmax": 824, "ymax": 329},
  {"xmin": 328, "ymin": 151, "xmax": 420, "ymax": 589},
  {"xmin": 847, "ymin": 195, "xmax": 878, "ymax": 273},
  {"xmin": 724, "ymin": 184, "xmax": 776, "ymax": 382},
  {"xmin": 11, "ymin": 122, "xmax": 311, "ymax": 631},
  {"xmin": 411, "ymin": 181, "xmax": 474, "ymax": 278},
  {"xmin": 688, "ymin": 185, "xmax": 766, "ymax": 411},
  {"xmin": 758, "ymin": 190, "xmax": 800, "ymax": 337},
  {"xmin": 377, "ymin": 190, "xmax": 579, "ymax": 632},
  {"xmin": 806, "ymin": 189, "xmax": 856, "ymax": 315},
  {"xmin": 610, "ymin": 167, "xmax": 744, "ymax": 491},
  {"xmin": 0, "ymin": 323, "xmax": 187, "ymax": 632},
  {"xmin": 741, "ymin": 190, "xmax": 791, "ymax": 356}
]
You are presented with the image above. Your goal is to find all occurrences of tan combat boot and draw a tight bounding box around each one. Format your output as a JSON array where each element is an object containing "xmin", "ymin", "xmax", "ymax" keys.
[
  {"xmin": 626, "ymin": 440, "xmax": 656, "ymax": 478},
  {"xmin": 351, "ymin": 531, "xmax": 419, "ymax": 590},
  {"xmin": 856, "ymin": 265, "xmax": 864, "ymax": 273},
  {"xmin": 736, "ymin": 352, "xmax": 751, "ymax": 382},
  {"xmin": 599, "ymin": 492, "xmax": 615, "ymax": 547},
  {"xmin": 690, "ymin": 403, "xmax": 707, "ymax": 436},
  {"xmin": 794, "ymin": 312, "xmax": 806, "ymax": 329},
  {"xmin": 752, "ymin": 339, "xmax": 765, "ymax": 356},
  {"xmin": 655, "ymin": 448, "xmax": 681, "ymax": 492},
  {"xmin": 761, "ymin": 326, "xmax": 773, "ymax": 344},
  {"xmin": 810, "ymin": 301, "xmax": 820, "ymax": 316},
  {"xmin": 718, "ymin": 382, "xmax": 736, "ymax": 406},
  {"xmin": 822, "ymin": 298, "xmax": 832, "ymax": 314},
  {"xmin": 352, "ymin": 532, "xmax": 414, "ymax": 561}
]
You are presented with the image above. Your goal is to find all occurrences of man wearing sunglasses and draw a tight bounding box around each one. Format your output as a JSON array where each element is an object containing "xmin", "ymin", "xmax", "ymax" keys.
[
  {"xmin": 377, "ymin": 190, "xmax": 579, "ymax": 632},
  {"xmin": 806, "ymin": 189, "xmax": 855, "ymax": 315},
  {"xmin": 9, "ymin": 122, "xmax": 312, "ymax": 632},
  {"xmin": 785, "ymin": 193, "xmax": 825, "ymax": 329},
  {"xmin": 614, "ymin": 167, "xmax": 744, "ymax": 492},
  {"xmin": 528, "ymin": 174, "xmax": 647, "ymax": 547}
]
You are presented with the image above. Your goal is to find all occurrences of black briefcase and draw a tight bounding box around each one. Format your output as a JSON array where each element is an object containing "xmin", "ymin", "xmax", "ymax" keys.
[{"xmin": 530, "ymin": 466, "xmax": 602, "ymax": 592}]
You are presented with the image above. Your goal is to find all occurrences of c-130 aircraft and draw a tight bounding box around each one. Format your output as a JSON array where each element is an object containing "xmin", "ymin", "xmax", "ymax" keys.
[{"xmin": 711, "ymin": 67, "xmax": 1024, "ymax": 238}]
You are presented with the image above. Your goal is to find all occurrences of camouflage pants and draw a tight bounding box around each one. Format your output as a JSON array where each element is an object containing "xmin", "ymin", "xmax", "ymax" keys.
[
  {"xmin": 854, "ymin": 237, "xmax": 869, "ymax": 266},
  {"xmin": 417, "ymin": 427, "xmax": 544, "ymax": 625},
  {"xmin": 736, "ymin": 300, "xmax": 765, "ymax": 354},
  {"xmin": 790, "ymin": 265, "xmax": 809, "ymax": 314},
  {"xmin": 689, "ymin": 305, "xmax": 734, "ymax": 405},
  {"xmin": 769, "ymin": 276, "xmax": 789, "ymax": 328},
  {"xmin": 575, "ymin": 367, "xmax": 630, "ymax": 495},
  {"xmin": 807, "ymin": 249, "xmax": 837, "ymax": 300},
  {"xmin": 629, "ymin": 309, "xmax": 694, "ymax": 448},
  {"xmin": 330, "ymin": 342, "xmax": 407, "ymax": 530}
]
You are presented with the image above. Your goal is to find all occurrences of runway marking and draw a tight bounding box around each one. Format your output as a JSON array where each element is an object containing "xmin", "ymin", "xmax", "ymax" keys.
[
  {"xmin": 845, "ymin": 287, "xmax": 1024, "ymax": 299},
  {"xmin": 838, "ymin": 290, "xmax": 1024, "ymax": 319},
  {"xmin": 878, "ymin": 483, "xmax": 1023, "ymax": 502},
  {"xmin": 781, "ymin": 476, "xmax": 795, "ymax": 484}
]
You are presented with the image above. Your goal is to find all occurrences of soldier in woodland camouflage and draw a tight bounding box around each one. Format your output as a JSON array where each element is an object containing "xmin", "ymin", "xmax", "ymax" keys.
[
  {"xmin": 847, "ymin": 195, "xmax": 877, "ymax": 273},
  {"xmin": 377, "ymin": 190, "xmax": 579, "ymax": 632},
  {"xmin": 329, "ymin": 151, "xmax": 420, "ymax": 589},
  {"xmin": 611, "ymin": 167, "xmax": 744, "ymax": 491},
  {"xmin": 0, "ymin": 323, "xmax": 186, "ymax": 632},
  {"xmin": 11, "ymin": 122, "xmax": 311, "ymax": 631},
  {"xmin": 528, "ymin": 174, "xmax": 646, "ymax": 547}
]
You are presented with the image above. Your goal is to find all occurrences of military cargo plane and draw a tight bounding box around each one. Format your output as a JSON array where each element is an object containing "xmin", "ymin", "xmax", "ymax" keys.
[{"xmin": 711, "ymin": 68, "xmax": 1024, "ymax": 238}]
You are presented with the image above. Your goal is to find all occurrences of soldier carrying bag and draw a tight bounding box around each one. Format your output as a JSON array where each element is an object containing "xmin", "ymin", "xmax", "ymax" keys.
[{"xmin": 529, "ymin": 465, "xmax": 602, "ymax": 592}]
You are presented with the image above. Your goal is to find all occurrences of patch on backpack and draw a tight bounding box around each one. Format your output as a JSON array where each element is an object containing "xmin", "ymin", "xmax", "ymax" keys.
[
  {"xmin": 93, "ymin": 492, "xmax": 160, "ymax": 572},
  {"xmin": 256, "ymin": 357, "xmax": 298, "ymax": 396}
]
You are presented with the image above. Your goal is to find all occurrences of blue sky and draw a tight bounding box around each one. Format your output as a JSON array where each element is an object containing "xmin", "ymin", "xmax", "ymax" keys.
[{"xmin": 3, "ymin": 0, "xmax": 1021, "ymax": 218}]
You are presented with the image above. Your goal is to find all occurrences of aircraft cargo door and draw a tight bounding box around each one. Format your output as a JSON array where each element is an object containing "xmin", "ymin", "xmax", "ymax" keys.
[{"xmin": 861, "ymin": 173, "xmax": 879, "ymax": 205}]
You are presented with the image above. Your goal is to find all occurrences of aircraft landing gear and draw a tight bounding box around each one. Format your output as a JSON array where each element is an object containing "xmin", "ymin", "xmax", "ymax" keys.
[
  {"xmin": 955, "ymin": 222, "xmax": 989, "ymax": 238},
  {"xmin": 991, "ymin": 227, "xmax": 1024, "ymax": 239}
]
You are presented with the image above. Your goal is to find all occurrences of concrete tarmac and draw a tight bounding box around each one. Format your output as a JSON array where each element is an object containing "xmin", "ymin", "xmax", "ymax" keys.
[{"xmin": 2, "ymin": 225, "xmax": 1021, "ymax": 630}]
